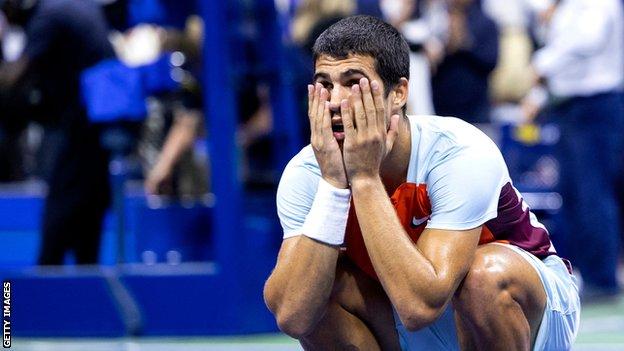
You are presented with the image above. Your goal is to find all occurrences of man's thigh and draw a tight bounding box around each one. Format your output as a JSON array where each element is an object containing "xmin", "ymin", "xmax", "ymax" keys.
[
  {"xmin": 300, "ymin": 256, "xmax": 401, "ymax": 351},
  {"xmin": 397, "ymin": 243, "xmax": 549, "ymax": 351}
]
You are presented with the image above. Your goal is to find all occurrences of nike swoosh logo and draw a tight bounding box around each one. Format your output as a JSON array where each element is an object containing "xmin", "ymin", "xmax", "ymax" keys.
[{"xmin": 411, "ymin": 216, "xmax": 429, "ymax": 227}]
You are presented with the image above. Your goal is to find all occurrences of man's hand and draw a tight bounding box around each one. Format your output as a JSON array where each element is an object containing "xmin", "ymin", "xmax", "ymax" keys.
[
  {"xmin": 144, "ymin": 162, "xmax": 173, "ymax": 195},
  {"xmin": 342, "ymin": 78, "xmax": 399, "ymax": 184},
  {"xmin": 308, "ymin": 83, "xmax": 348, "ymax": 188}
]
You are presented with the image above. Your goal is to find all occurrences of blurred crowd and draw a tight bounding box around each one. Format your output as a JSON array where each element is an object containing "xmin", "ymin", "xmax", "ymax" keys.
[{"xmin": 0, "ymin": 0, "xmax": 623, "ymax": 299}]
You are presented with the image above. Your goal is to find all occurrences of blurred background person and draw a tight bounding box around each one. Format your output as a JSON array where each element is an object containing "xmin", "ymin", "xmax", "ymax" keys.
[
  {"xmin": 481, "ymin": 0, "xmax": 555, "ymax": 126},
  {"xmin": 522, "ymin": 0, "xmax": 624, "ymax": 299},
  {"xmin": 0, "ymin": 0, "xmax": 114, "ymax": 265},
  {"xmin": 381, "ymin": 0, "xmax": 446, "ymax": 116},
  {"xmin": 110, "ymin": 17, "xmax": 210, "ymax": 198},
  {"xmin": 430, "ymin": 0, "xmax": 498, "ymax": 124}
]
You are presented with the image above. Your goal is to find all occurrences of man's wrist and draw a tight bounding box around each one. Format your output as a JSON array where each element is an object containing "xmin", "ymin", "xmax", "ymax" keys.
[
  {"xmin": 350, "ymin": 175, "xmax": 383, "ymax": 193},
  {"xmin": 301, "ymin": 178, "xmax": 351, "ymax": 246}
]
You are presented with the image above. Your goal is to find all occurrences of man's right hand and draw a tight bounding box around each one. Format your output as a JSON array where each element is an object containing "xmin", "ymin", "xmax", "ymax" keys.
[{"xmin": 308, "ymin": 83, "xmax": 348, "ymax": 189}]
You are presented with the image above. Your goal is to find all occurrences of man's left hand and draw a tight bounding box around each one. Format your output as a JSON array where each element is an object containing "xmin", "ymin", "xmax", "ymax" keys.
[{"xmin": 342, "ymin": 78, "xmax": 399, "ymax": 184}]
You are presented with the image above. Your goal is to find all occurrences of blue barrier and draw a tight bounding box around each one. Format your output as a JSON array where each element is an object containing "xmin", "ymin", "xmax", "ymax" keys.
[
  {"xmin": 0, "ymin": 188, "xmax": 280, "ymax": 336},
  {"xmin": 0, "ymin": 193, "xmax": 212, "ymax": 266},
  {"xmin": 0, "ymin": 262, "xmax": 278, "ymax": 337},
  {"xmin": 2, "ymin": 268, "xmax": 127, "ymax": 337}
]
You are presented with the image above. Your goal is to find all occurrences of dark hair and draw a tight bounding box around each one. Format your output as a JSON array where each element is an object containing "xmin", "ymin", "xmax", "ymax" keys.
[{"xmin": 312, "ymin": 15, "xmax": 410, "ymax": 97}]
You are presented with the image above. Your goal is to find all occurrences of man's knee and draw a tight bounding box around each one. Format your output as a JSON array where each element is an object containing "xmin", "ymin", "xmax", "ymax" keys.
[
  {"xmin": 454, "ymin": 245, "xmax": 512, "ymax": 313},
  {"xmin": 452, "ymin": 244, "xmax": 546, "ymax": 345}
]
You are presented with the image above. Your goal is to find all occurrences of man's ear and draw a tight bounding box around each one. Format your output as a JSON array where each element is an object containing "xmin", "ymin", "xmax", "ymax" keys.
[{"xmin": 390, "ymin": 77, "xmax": 409, "ymax": 114}]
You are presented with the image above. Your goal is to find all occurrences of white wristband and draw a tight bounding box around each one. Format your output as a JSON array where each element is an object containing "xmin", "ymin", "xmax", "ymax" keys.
[{"xmin": 301, "ymin": 178, "xmax": 351, "ymax": 246}]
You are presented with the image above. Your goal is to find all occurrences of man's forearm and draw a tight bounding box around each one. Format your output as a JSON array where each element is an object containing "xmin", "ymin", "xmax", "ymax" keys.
[
  {"xmin": 156, "ymin": 112, "xmax": 200, "ymax": 171},
  {"xmin": 264, "ymin": 236, "xmax": 340, "ymax": 337},
  {"xmin": 350, "ymin": 177, "xmax": 449, "ymax": 323}
]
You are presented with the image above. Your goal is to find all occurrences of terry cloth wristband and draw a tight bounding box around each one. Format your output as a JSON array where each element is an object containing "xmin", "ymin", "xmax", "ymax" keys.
[{"xmin": 301, "ymin": 178, "xmax": 351, "ymax": 246}]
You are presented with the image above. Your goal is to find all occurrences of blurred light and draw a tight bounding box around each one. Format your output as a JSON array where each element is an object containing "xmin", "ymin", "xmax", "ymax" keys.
[
  {"xmin": 146, "ymin": 195, "xmax": 164, "ymax": 209},
  {"xmin": 540, "ymin": 124, "xmax": 560, "ymax": 145},
  {"xmin": 109, "ymin": 159, "xmax": 125, "ymax": 176},
  {"xmin": 527, "ymin": 0, "xmax": 555, "ymax": 12},
  {"xmin": 142, "ymin": 250, "xmax": 158, "ymax": 265},
  {"xmin": 170, "ymin": 67, "xmax": 185, "ymax": 83},
  {"xmin": 523, "ymin": 192, "xmax": 562, "ymax": 211},
  {"xmin": 170, "ymin": 51, "xmax": 186, "ymax": 67},
  {"xmin": 514, "ymin": 124, "xmax": 541, "ymax": 145},
  {"xmin": 201, "ymin": 193, "xmax": 216, "ymax": 207},
  {"xmin": 29, "ymin": 90, "xmax": 41, "ymax": 105},
  {"xmin": 180, "ymin": 195, "xmax": 195, "ymax": 209},
  {"xmin": 166, "ymin": 250, "xmax": 182, "ymax": 265}
]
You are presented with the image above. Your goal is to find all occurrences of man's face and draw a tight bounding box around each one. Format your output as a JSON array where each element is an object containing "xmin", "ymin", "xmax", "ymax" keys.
[{"xmin": 313, "ymin": 54, "xmax": 394, "ymax": 142}]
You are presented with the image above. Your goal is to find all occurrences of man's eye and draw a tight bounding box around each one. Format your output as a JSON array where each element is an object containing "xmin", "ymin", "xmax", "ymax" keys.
[
  {"xmin": 314, "ymin": 81, "xmax": 332, "ymax": 90},
  {"xmin": 347, "ymin": 79, "xmax": 360, "ymax": 86}
]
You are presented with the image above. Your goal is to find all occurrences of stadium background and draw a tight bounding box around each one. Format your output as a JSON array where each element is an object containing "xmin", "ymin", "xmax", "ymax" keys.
[{"xmin": 0, "ymin": 0, "xmax": 622, "ymax": 350}]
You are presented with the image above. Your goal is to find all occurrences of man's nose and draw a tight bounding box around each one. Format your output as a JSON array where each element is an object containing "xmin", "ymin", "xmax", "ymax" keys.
[{"xmin": 329, "ymin": 86, "xmax": 346, "ymax": 111}]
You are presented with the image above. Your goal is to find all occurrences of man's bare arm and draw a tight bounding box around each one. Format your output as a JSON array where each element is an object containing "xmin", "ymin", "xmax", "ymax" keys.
[
  {"xmin": 351, "ymin": 176, "xmax": 480, "ymax": 330},
  {"xmin": 263, "ymin": 236, "xmax": 340, "ymax": 338},
  {"xmin": 145, "ymin": 109, "xmax": 200, "ymax": 194},
  {"xmin": 264, "ymin": 83, "xmax": 349, "ymax": 338}
]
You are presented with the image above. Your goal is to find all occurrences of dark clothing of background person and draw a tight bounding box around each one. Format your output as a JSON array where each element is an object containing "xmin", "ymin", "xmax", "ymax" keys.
[
  {"xmin": 0, "ymin": 0, "xmax": 115, "ymax": 264},
  {"xmin": 431, "ymin": 3, "xmax": 498, "ymax": 124},
  {"xmin": 548, "ymin": 93, "xmax": 624, "ymax": 293}
]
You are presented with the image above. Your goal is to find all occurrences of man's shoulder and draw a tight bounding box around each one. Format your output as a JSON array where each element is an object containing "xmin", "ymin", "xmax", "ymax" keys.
[
  {"xmin": 409, "ymin": 115, "xmax": 500, "ymax": 154},
  {"xmin": 407, "ymin": 115, "xmax": 507, "ymax": 185},
  {"xmin": 276, "ymin": 145, "xmax": 320, "ymax": 209}
]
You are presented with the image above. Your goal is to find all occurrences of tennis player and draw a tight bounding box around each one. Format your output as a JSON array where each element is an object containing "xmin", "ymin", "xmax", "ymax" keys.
[{"xmin": 264, "ymin": 15, "xmax": 580, "ymax": 351}]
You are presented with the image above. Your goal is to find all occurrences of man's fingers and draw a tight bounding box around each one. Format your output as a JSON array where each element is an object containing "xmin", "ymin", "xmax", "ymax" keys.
[
  {"xmin": 350, "ymin": 84, "xmax": 367, "ymax": 131},
  {"xmin": 309, "ymin": 84, "xmax": 326, "ymax": 141},
  {"xmin": 360, "ymin": 78, "xmax": 377, "ymax": 129},
  {"xmin": 322, "ymin": 100, "xmax": 332, "ymax": 134},
  {"xmin": 371, "ymin": 80, "xmax": 385, "ymax": 131},
  {"xmin": 341, "ymin": 99, "xmax": 356, "ymax": 138},
  {"xmin": 307, "ymin": 84, "xmax": 314, "ymax": 117},
  {"xmin": 316, "ymin": 87, "xmax": 329, "ymax": 134},
  {"xmin": 310, "ymin": 84, "xmax": 320, "ymax": 129},
  {"xmin": 307, "ymin": 84, "xmax": 315, "ymax": 135},
  {"xmin": 386, "ymin": 114, "xmax": 400, "ymax": 153}
]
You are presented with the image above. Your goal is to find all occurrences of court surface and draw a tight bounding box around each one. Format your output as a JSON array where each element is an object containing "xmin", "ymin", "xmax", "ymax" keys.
[{"xmin": 9, "ymin": 294, "xmax": 624, "ymax": 351}]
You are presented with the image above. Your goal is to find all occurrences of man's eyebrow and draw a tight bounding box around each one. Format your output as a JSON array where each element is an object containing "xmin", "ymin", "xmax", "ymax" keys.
[
  {"xmin": 312, "ymin": 72, "xmax": 330, "ymax": 82},
  {"xmin": 341, "ymin": 69, "xmax": 370, "ymax": 80}
]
